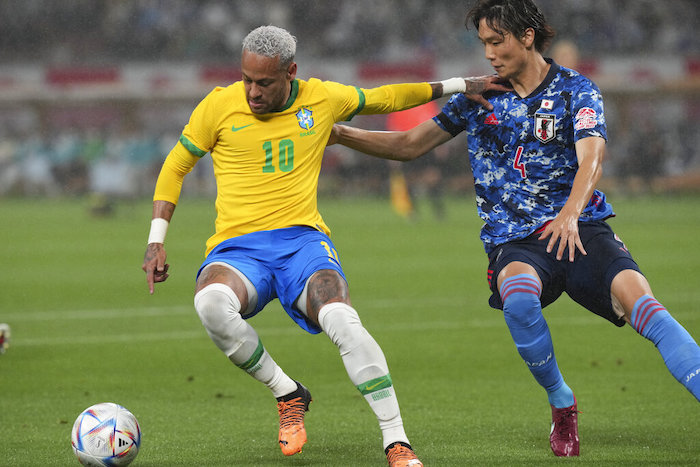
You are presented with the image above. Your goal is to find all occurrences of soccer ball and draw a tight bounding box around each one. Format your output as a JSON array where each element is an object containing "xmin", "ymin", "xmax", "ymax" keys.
[{"xmin": 71, "ymin": 402, "xmax": 141, "ymax": 466}]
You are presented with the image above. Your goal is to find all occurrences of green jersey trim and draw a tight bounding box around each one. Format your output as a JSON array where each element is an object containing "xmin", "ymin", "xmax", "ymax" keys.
[
  {"xmin": 179, "ymin": 134, "xmax": 207, "ymax": 158},
  {"xmin": 345, "ymin": 86, "xmax": 366, "ymax": 121},
  {"xmin": 276, "ymin": 79, "xmax": 300, "ymax": 112}
]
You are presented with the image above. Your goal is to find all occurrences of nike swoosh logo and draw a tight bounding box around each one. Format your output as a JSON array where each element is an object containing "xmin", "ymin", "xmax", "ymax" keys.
[
  {"xmin": 365, "ymin": 379, "xmax": 389, "ymax": 391},
  {"xmin": 231, "ymin": 123, "xmax": 253, "ymax": 132}
]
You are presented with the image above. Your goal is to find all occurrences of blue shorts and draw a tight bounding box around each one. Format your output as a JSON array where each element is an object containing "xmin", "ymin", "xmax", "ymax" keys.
[
  {"xmin": 486, "ymin": 220, "xmax": 642, "ymax": 326},
  {"xmin": 197, "ymin": 226, "xmax": 346, "ymax": 334}
]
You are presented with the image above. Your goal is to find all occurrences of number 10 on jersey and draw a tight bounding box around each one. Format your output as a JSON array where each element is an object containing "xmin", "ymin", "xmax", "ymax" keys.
[{"xmin": 262, "ymin": 139, "xmax": 295, "ymax": 173}]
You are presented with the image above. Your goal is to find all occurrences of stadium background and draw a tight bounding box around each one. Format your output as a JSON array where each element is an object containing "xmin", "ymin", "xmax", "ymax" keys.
[{"xmin": 0, "ymin": 0, "xmax": 699, "ymax": 201}]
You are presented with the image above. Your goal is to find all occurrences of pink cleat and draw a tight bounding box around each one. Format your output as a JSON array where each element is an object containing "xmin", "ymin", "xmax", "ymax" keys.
[{"xmin": 550, "ymin": 397, "xmax": 579, "ymax": 456}]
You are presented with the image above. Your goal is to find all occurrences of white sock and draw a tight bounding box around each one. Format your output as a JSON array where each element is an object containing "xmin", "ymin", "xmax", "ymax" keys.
[
  {"xmin": 318, "ymin": 302, "xmax": 409, "ymax": 448},
  {"xmin": 194, "ymin": 283, "xmax": 297, "ymax": 398}
]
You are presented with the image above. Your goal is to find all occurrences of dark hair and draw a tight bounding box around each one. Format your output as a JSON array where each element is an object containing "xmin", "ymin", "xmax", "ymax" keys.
[{"xmin": 466, "ymin": 0, "xmax": 556, "ymax": 52}]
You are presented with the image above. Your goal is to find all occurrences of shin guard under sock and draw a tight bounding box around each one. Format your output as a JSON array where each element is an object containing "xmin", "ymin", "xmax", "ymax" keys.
[{"xmin": 501, "ymin": 274, "xmax": 574, "ymax": 408}]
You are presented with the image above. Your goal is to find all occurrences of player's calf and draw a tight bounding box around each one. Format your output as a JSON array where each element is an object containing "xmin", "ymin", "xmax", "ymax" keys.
[{"xmin": 630, "ymin": 295, "xmax": 700, "ymax": 400}]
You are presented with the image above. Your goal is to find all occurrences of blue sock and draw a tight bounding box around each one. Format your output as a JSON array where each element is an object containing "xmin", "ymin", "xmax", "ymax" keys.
[
  {"xmin": 500, "ymin": 274, "xmax": 575, "ymax": 408},
  {"xmin": 630, "ymin": 295, "xmax": 700, "ymax": 401}
]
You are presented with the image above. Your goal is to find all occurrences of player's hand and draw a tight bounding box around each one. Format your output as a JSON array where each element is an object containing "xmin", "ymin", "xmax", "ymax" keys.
[
  {"xmin": 142, "ymin": 243, "xmax": 170, "ymax": 294},
  {"xmin": 538, "ymin": 210, "xmax": 586, "ymax": 262},
  {"xmin": 463, "ymin": 75, "xmax": 512, "ymax": 111}
]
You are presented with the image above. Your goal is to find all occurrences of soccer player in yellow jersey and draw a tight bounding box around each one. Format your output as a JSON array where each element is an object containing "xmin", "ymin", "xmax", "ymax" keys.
[{"xmin": 142, "ymin": 25, "xmax": 506, "ymax": 466}]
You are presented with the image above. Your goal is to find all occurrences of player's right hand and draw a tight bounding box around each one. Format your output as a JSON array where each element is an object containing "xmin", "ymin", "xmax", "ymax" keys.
[{"xmin": 142, "ymin": 243, "xmax": 169, "ymax": 294}]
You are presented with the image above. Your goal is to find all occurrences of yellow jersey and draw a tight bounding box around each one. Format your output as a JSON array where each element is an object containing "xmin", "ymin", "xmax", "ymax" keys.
[{"xmin": 154, "ymin": 78, "xmax": 432, "ymax": 255}]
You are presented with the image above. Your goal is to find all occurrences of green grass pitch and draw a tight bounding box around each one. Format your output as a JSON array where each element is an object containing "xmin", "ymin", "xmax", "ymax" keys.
[{"xmin": 1, "ymin": 194, "xmax": 698, "ymax": 465}]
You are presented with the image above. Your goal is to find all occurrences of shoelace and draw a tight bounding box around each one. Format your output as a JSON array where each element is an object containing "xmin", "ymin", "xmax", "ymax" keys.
[
  {"xmin": 553, "ymin": 407, "xmax": 580, "ymax": 434},
  {"xmin": 277, "ymin": 397, "xmax": 306, "ymax": 429},
  {"xmin": 387, "ymin": 445, "xmax": 417, "ymax": 464}
]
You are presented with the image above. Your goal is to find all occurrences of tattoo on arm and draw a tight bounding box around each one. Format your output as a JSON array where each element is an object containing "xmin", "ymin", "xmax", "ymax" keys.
[
  {"xmin": 143, "ymin": 244, "xmax": 159, "ymax": 263},
  {"xmin": 430, "ymin": 82, "xmax": 442, "ymax": 100},
  {"xmin": 464, "ymin": 78, "xmax": 486, "ymax": 95},
  {"xmin": 153, "ymin": 200, "xmax": 176, "ymax": 221}
]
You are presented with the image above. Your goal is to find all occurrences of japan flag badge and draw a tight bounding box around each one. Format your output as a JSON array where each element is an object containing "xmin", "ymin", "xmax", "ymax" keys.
[{"xmin": 540, "ymin": 99, "xmax": 554, "ymax": 110}]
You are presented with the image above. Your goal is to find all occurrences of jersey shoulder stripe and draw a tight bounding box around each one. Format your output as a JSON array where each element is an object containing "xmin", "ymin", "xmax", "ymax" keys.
[
  {"xmin": 345, "ymin": 86, "xmax": 366, "ymax": 121},
  {"xmin": 179, "ymin": 134, "xmax": 207, "ymax": 158}
]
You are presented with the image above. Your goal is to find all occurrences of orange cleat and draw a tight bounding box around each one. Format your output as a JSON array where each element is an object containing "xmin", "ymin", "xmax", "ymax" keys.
[
  {"xmin": 276, "ymin": 382, "xmax": 312, "ymax": 456},
  {"xmin": 385, "ymin": 441, "xmax": 423, "ymax": 467}
]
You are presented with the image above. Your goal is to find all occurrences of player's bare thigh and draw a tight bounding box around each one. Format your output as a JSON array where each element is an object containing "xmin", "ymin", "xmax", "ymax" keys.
[
  {"xmin": 195, "ymin": 263, "xmax": 250, "ymax": 311},
  {"xmin": 302, "ymin": 269, "xmax": 351, "ymax": 325},
  {"xmin": 610, "ymin": 269, "xmax": 654, "ymax": 323},
  {"xmin": 497, "ymin": 260, "xmax": 543, "ymax": 291}
]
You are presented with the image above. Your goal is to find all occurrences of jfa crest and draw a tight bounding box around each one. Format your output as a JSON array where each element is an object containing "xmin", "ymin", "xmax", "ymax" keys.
[
  {"xmin": 296, "ymin": 107, "xmax": 314, "ymax": 130},
  {"xmin": 534, "ymin": 113, "xmax": 555, "ymax": 143}
]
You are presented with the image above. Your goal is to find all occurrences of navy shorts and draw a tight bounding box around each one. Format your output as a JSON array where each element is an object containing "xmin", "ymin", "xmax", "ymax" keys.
[
  {"xmin": 198, "ymin": 226, "xmax": 346, "ymax": 334},
  {"xmin": 486, "ymin": 220, "xmax": 641, "ymax": 326}
]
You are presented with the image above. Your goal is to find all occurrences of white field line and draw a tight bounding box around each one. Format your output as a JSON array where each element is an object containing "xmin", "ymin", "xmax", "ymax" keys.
[{"xmin": 6, "ymin": 296, "xmax": 697, "ymax": 347}]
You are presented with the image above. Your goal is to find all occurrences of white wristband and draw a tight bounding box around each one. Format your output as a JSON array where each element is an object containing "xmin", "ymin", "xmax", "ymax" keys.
[
  {"xmin": 440, "ymin": 77, "xmax": 467, "ymax": 95},
  {"xmin": 147, "ymin": 218, "xmax": 169, "ymax": 244}
]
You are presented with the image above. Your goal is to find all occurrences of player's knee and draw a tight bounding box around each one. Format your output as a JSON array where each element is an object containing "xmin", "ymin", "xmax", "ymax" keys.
[
  {"xmin": 194, "ymin": 283, "xmax": 244, "ymax": 354},
  {"xmin": 318, "ymin": 302, "xmax": 363, "ymax": 350},
  {"xmin": 500, "ymin": 274, "xmax": 543, "ymax": 327},
  {"xmin": 194, "ymin": 284, "xmax": 241, "ymax": 325},
  {"xmin": 502, "ymin": 289, "xmax": 542, "ymax": 328}
]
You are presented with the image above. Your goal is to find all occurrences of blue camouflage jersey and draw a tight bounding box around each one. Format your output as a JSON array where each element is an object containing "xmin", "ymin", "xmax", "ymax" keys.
[{"xmin": 434, "ymin": 59, "xmax": 614, "ymax": 253}]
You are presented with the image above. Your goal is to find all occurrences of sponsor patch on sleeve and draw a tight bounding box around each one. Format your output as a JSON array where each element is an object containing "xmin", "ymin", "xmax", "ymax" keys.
[{"xmin": 574, "ymin": 107, "xmax": 598, "ymax": 131}]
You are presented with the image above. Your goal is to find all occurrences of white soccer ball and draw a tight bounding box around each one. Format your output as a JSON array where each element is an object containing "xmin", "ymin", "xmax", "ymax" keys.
[{"xmin": 71, "ymin": 402, "xmax": 141, "ymax": 466}]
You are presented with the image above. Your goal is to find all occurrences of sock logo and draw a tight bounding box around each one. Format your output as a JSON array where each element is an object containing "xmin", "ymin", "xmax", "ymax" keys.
[
  {"xmin": 526, "ymin": 352, "xmax": 552, "ymax": 368},
  {"xmin": 357, "ymin": 375, "xmax": 393, "ymax": 395},
  {"xmin": 365, "ymin": 378, "xmax": 388, "ymax": 391},
  {"xmin": 686, "ymin": 368, "xmax": 700, "ymax": 384},
  {"xmin": 370, "ymin": 389, "xmax": 392, "ymax": 401}
]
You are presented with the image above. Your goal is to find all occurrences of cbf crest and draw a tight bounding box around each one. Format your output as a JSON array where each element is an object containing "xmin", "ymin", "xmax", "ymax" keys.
[
  {"xmin": 534, "ymin": 112, "xmax": 555, "ymax": 143},
  {"xmin": 296, "ymin": 107, "xmax": 314, "ymax": 130}
]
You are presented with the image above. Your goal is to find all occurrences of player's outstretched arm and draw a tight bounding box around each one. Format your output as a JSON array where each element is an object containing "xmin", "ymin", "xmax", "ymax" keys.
[
  {"xmin": 330, "ymin": 118, "xmax": 452, "ymax": 162},
  {"xmin": 142, "ymin": 200, "xmax": 176, "ymax": 294}
]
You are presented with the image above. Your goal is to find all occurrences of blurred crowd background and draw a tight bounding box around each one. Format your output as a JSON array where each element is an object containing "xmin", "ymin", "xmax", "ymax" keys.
[
  {"xmin": 0, "ymin": 0, "xmax": 698, "ymax": 207},
  {"xmin": 2, "ymin": 0, "xmax": 698, "ymax": 63}
]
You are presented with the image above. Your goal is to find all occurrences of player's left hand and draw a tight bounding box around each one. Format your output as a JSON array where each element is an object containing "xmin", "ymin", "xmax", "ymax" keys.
[
  {"xmin": 463, "ymin": 75, "xmax": 512, "ymax": 111},
  {"xmin": 538, "ymin": 210, "xmax": 586, "ymax": 262}
]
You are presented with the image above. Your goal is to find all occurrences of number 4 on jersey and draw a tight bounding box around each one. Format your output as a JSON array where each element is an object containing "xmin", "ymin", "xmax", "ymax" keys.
[{"xmin": 513, "ymin": 146, "xmax": 526, "ymax": 178}]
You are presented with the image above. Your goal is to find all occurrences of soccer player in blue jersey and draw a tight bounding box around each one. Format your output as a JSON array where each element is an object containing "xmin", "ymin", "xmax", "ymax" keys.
[
  {"xmin": 331, "ymin": 0, "xmax": 700, "ymax": 457},
  {"xmin": 141, "ymin": 25, "xmax": 506, "ymax": 466}
]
